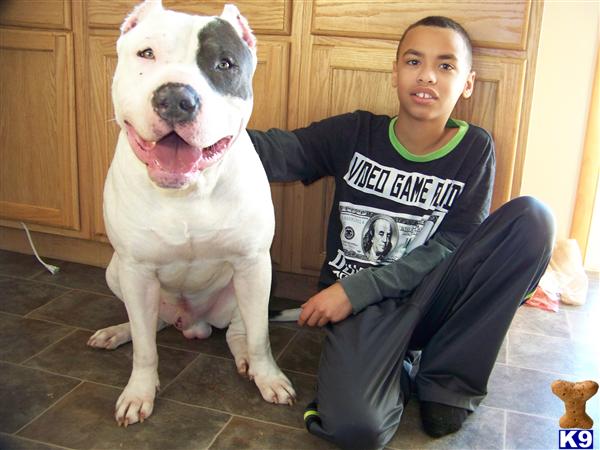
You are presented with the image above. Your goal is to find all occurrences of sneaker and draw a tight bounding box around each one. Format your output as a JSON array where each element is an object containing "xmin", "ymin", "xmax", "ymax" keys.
[{"xmin": 303, "ymin": 401, "xmax": 321, "ymax": 431}]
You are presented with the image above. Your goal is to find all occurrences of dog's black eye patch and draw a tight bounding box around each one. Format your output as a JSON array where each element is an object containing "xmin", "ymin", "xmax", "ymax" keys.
[{"xmin": 196, "ymin": 19, "xmax": 253, "ymax": 100}]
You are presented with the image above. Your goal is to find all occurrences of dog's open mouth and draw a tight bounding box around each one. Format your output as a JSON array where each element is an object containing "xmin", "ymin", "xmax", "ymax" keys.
[{"xmin": 124, "ymin": 122, "xmax": 233, "ymax": 187}]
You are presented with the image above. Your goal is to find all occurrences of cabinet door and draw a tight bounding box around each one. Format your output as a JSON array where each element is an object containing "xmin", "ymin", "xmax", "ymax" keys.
[
  {"xmin": 88, "ymin": 35, "xmax": 119, "ymax": 239},
  {"xmin": 247, "ymin": 40, "xmax": 291, "ymax": 269},
  {"xmin": 453, "ymin": 55, "xmax": 526, "ymax": 208},
  {"xmin": 293, "ymin": 43, "xmax": 525, "ymax": 275},
  {"xmin": 293, "ymin": 44, "xmax": 399, "ymax": 274},
  {"xmin": 0, "ymin": 29, "xmax": 79, "ymax": 230},
  {"xmin": 87, "ymin": 0, "xmax": 291, "ymax": 35}
]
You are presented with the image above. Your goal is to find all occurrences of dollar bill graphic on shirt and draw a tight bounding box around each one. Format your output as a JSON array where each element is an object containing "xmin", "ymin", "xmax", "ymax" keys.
[{"xmin": 337, "ymin": 201, "xmax": 444, "ymax": 266}]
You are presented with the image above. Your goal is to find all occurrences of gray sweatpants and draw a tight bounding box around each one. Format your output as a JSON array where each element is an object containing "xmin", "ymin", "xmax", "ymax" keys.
[{"xmin": 308, "ymin": 196, "xmax": 555, "ymax": 450}]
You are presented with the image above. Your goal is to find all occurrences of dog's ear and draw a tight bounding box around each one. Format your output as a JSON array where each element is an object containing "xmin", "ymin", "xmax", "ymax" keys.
[
  {"xmin": 220, "ymin": 4, "xmax": 256, "ymax": 50},
  {"xmin": 121, "ymin": 0, "xmax": 163, "ymax": 35}
]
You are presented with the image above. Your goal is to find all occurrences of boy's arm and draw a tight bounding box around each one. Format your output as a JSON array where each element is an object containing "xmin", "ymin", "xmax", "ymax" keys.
[
  {"xmin": 247, "ymin": 128, "xmax": 315, "ymax": 183},
  {"xmin": 248, "ymin": 112, "xmax": 359, "ymax": 183},
  {"xmin": 298, "ymin": 231, "xmax": 460, "ymax": 326},
  {"xmin": 340, "ymin": 230, "xmax": 460, "ymax": 312}
]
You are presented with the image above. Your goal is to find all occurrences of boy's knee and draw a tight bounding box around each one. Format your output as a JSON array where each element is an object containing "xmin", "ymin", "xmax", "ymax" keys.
[
  {"xmin": 515, "ymin": 196, "xmax": 554, "ymax": 231},
  {"xmin": 315, "ymin": 405, "xmax": 398, "ymax": 450},
  {"xmin": 323, "ymin": 417, "xmax": 388, "ymax": 450},
  {"xmin": 508, "ymin": 196, "xmax": 555, "ymax": 256}
]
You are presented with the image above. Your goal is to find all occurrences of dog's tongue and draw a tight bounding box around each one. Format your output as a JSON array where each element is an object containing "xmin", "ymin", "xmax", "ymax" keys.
[{"xmin": 154, "ymin": 133, "xmax": 201, "ymax": 173}]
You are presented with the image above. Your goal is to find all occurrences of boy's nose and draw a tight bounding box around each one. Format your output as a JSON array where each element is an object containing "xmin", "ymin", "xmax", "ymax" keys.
[{"xmin": 417, "ymin": 68, "xmax": 436, "ymax": 84}]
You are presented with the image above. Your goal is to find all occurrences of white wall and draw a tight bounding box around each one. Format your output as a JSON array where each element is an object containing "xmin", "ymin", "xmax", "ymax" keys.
[{"xmin": 521, "ymin": 1, "xmax": 599, "ymax": 240}]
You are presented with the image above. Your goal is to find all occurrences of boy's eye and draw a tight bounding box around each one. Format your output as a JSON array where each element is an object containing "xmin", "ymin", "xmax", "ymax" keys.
[
  {"xmin": 137, "ymin": 48, "xmax": 155, "ymax": 60},
  {"xmin": 440, "ymin": 63, "xmax": 455, "ymax": 71},
  {"xmin": 406, "ymin": 59, "xmax": 420, "ymax": 66}
]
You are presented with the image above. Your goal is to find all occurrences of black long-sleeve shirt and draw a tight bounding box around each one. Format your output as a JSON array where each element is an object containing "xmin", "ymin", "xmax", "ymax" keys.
[{"xmin": 248, "ymin": 110, "xmax": 495, "ymax": 313}]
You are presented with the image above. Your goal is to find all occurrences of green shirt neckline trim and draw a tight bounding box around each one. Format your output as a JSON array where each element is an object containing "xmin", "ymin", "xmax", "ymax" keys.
[{"xmin": 388, "ymin": 117, "xmax": 469, "ymax": 162}]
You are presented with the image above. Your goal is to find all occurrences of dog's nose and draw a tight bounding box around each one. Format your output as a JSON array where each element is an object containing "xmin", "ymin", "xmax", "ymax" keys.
[{"xmin": 152, "ymin": 83, "xmax": 200, "ymax": 124}]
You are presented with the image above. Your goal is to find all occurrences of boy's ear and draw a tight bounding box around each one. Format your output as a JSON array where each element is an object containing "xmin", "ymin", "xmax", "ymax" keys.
[{"xmin": 462, "ymin": 70, "xmax": 476, "ymax": 98}]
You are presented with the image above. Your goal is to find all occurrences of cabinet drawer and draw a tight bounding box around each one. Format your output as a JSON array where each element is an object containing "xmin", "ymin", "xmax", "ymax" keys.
[
  {"xmin": 312, "ymin": 0, "xmax": 531, "ymax": 50},
  {"xmin": 0, "ymin": 0, "xmax": 71, "ymax": 30},
  {"xmin": 87, "ymin": 0, "xmax": 291, "ymax": 35}
]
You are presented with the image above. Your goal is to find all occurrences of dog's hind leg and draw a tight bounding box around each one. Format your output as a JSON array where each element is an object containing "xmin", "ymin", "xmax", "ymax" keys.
[
  {"xmin": 105, "ymin": 253, "xmax": 123, "ymax": 300},
  {"xmin": 88, "ymin": 319, "xmax": 168, "ymax": 350}
]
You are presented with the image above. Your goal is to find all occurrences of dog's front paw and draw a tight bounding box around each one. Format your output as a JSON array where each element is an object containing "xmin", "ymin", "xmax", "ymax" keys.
[
  {"xmin": 115, "ymin": 371, "xmax": 160, "ymax": 427},
  {"xmin": 254, "ymin": 368, "xmax": 296, "ymax": 405}
]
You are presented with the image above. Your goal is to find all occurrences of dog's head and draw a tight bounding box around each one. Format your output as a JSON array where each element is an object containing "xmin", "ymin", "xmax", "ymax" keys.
[{"xmin": 112, "ymin": 0, "xmax": 257, "ymax": 189}]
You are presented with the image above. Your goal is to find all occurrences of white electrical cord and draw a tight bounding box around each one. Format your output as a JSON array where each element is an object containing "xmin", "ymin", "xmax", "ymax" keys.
[{"xmin": 21, "ymin": 222, "xmax": 60, "ymax": 275}]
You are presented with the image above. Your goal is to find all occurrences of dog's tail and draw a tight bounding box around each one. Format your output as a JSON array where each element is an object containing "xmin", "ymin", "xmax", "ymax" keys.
[{"xmin": 269, "ymin": 307, "xmax": 302, "ymax": 322}]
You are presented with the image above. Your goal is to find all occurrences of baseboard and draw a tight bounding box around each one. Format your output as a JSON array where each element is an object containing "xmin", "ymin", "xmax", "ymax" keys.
[{"xmin": 0, "ymin": 226, "xmax": 113, "ymax": 268}]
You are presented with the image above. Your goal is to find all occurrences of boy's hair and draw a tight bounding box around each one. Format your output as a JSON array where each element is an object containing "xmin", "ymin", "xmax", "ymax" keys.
[{"xmin": 396, "ymin": 16, "xmax": 473, "ymax": 68}]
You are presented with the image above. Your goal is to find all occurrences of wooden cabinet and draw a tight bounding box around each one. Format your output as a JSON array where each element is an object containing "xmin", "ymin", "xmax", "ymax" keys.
[{"xmin": 0, "ymin": 0, "xmax": 543, "ymax": 275}]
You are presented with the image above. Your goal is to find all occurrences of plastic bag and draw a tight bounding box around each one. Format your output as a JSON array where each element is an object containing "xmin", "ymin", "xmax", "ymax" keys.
[
  {"xmin": 550, "ymin": 239, "xmax": 589, "ymax": 306},
  {"xmin": 526, "ymin": 270, "xmax": 561, "ymax": 312},
  {"xmin": 526, "ymin": 239, "xmax": 589, "ymax": 310}
]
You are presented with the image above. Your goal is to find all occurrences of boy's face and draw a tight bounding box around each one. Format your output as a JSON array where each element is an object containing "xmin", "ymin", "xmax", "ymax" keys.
[{"xmin": 392, "ymin": 26, "xmax": 475, "ymax": 123}]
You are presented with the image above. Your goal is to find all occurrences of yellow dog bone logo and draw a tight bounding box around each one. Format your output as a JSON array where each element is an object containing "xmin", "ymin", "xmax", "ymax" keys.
[{"xmin": 551, "ymin": 379, "xmax": 598, "ymax": 429}]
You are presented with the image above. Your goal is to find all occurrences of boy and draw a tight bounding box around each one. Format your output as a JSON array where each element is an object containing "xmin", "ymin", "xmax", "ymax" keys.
[{"xmin": 248, "ymin": 16, "xmax": 554, "ymax": 450}]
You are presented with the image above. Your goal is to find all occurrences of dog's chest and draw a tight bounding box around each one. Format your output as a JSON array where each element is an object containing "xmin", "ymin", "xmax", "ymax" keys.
[
  {"xmin": 125, "ymin": 216, "xmax": 237, "ymax": 292},
  {"xmin": 103, "ymin": 136, "xmax": 274, "ymax": 294},
  {"xmin": 127, "ymin": 210, "xmax": 251, "ymax": 263},
  {"xmin": 157, "ymin": 256, "xmax": 232, "ymax": 295}
]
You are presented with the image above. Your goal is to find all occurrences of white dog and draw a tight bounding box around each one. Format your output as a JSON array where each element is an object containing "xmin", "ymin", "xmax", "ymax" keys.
[{"xmin": 87, "ymin": 0, "xmax": 295, "ymax": 426}]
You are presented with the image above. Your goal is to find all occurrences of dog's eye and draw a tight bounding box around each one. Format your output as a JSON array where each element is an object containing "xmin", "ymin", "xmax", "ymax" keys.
[
  {"xmin": 216, "ymin": 58, "xmax": 233, "ymax": 70},
  {"xmin": 137, "ymin": 48, "xmax": 155, "ymax": 60}
]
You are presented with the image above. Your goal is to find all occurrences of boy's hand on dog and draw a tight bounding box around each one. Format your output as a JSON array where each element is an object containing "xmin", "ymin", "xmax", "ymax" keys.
[{"xmin": 299, "ymin": 283, "xmax": 353, "ymax": 327}]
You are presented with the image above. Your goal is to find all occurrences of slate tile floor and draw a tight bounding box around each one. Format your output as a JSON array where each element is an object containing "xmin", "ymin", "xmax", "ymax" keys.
[{"xmin": 0, "ymin": 249, "xmax": 598, "ymax": 450}]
